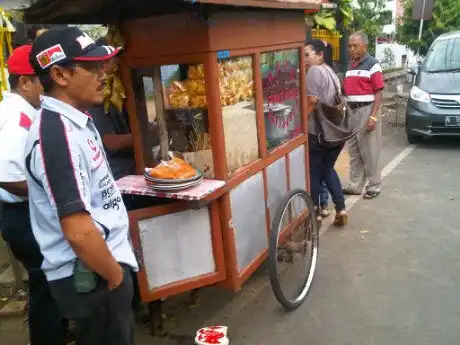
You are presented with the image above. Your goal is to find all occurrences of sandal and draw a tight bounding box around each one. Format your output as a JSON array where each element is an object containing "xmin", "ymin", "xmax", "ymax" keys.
[
  {"xmin": 363, "ymin": 190, "xmax": 380, "ymax": 199},
  {"xmin": 315, "ymin": 208, "xmax": 323, "ymax": 230},
  {"xmin": 321, "ymin": 207, "xmax": 332, "ymax": 218},
  {"xmin": 333, "ymin": 211, "xmax": 348, "ymax": 227},
  {"xmin": 316, "ymin": 217, "xmax": 322, "ymax": 231}
]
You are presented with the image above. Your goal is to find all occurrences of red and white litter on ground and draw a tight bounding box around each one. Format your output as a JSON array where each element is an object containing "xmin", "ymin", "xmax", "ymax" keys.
[{"xmin": 195, "ymin": 326, "xmax": 229, "ymax": 345}]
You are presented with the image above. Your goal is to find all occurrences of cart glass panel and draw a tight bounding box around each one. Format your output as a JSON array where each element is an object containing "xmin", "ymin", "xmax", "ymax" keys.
[
  {"xmin": 260, "ymin": 49, "xmax": 302, "ymax": 151},
  {"xmin": 217, "ymin": 55, "xmax": 259, "ymax": 174},
  {"xmin": 131, "ymin": 64, "xmax": 215, "ymax": 178}
]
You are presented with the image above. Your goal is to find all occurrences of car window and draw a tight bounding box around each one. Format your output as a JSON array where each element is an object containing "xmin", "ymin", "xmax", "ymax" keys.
[{"xmin": 423, "ymin": 38, "xmax": 460, "ymax": 72}]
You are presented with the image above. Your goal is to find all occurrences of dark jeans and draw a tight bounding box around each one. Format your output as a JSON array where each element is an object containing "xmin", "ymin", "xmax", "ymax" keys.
[
  {"xmin": 320, "ymin": 181, "xmax": 329, "ymax": 207},
  {"xmin": 309, "ymin": 135, "xmax": 346, "ymax": 212},
  {"xmin": 0, "ymin": 202, "xmax": 67, "ymax": 345},
  {"xmin": 48, "ymin": 265, "xmax": 135, "ymax": 345}
]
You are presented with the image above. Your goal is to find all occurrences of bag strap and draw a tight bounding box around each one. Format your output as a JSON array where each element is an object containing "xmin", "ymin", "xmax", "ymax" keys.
[{"xmin": 320, "ymin": 65, "xmax": 342, "ymax": 98}]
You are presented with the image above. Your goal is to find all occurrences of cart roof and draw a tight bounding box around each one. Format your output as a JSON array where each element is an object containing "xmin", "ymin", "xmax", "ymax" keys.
[{"xmin": 24, "ymin": 0, "xmax": 321, "ymax": 24}]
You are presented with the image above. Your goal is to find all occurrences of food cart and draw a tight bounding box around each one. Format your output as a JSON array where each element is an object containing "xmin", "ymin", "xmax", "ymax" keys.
[{"xmin": 25, "ymin": 0, "xmax": 321, "ymax": 333}]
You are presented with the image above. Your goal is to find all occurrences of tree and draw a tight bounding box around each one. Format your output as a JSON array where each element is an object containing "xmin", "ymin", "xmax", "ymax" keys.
[
  {"xmin": 396, "ymin": 0, "xmax": 460, "ymax": 56},
  {"xmin": 381, "ymin": 47, "xmax": 396, "ymax": 70},
  {"xmin": 351, "ymin": 0, "xmax": 387, "ymax": 55}
]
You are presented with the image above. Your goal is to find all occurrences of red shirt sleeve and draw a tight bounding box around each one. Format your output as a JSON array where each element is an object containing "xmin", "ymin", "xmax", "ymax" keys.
[{"xmin": 370, "ymin": 63, "xmax": 385, "ymax": 91}]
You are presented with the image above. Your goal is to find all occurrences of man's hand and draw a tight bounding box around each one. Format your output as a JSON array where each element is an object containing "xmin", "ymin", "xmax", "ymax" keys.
[
  {"xmin": 367, "ymin": 116, "xmax": 377, "ymax": 132},
  {"xmin": 61, "ymin": 212, "xmax": 125, "ymax": 289},
  {"xmin": 107, "ymin": 264, "xmax": 124, "ymax": 291}
]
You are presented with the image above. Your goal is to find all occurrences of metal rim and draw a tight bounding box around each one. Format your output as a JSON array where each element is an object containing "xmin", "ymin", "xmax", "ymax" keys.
[{"xmin": 269, "ymin": 189, "xmax": 319, "ymax": 310}]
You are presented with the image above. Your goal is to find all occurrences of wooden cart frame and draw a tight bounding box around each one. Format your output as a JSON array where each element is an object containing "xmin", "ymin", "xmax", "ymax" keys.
[{"xmin": 119, "ymin": 10, "xmax": 311, "ymax": 301}]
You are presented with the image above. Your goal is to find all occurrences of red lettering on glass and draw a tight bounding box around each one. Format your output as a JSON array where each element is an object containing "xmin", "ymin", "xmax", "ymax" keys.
[
  {"xmin": 290, "ymin": 67, "xmax": 296, "ymax": 81},
  {"xmin": 284, "ymin": 60, "xmax": 290, "ymax": 71}
]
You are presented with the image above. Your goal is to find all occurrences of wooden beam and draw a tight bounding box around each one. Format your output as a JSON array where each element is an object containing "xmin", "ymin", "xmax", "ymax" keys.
[{"xmin": 195, "ymin": 0, "xmax": 321, "ymax": 10}]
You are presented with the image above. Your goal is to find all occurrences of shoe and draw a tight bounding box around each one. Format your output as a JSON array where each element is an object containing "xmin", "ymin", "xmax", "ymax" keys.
[
  {"xmin": 342, "ymin": 187, "xmax": 362, "ymax": 196},
  {"xmin": 363, "ymin": 190, "xmax": 380, "ymax": 199},
  {"xmin": 333, "ymin": 211, "xmax": 348, "ymax": 227},
  {"xmin": 321, "ymin": 207, "xmax": 332, "ymax": 218}
]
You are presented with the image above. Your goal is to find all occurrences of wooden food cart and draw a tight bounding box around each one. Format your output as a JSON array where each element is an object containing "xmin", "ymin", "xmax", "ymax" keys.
[{"xmin": 25, "ymin": 0, "xmax": 320, "ymax": 331}]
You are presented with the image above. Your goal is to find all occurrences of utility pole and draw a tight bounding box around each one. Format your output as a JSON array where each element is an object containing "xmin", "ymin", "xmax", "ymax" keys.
[{"xmin": 416, "ymin": 0, "xmax": 427, "ymax": 56}]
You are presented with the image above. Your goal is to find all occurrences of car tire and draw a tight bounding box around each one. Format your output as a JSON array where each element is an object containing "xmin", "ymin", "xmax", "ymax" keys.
[{"xmin": 406, "ymin": 131, "xmax": 422, "ymax": 144}]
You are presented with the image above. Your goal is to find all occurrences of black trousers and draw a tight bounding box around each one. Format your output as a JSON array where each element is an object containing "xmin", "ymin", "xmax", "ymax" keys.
[
  {"xmin": 48, "ymin": 265, "xmax": 135, "ymax": 345},
  {"xmin": 0, "ymin": 202, "xmax": 67, "ymax": 345}
]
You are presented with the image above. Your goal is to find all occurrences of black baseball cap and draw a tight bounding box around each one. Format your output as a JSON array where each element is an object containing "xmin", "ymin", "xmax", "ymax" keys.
[{"xmin": 30, "ymin": 26, "xmax": 122, "ymax": 74}]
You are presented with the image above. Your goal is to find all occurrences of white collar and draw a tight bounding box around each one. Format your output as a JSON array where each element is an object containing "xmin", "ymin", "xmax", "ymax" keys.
[
  {"xmin": 41, "ymin": 96, "xmax": 91, "ymax": 128},
  {"xmin": 1, "ymin": 91, "xmax": 37, "ymax": 115}
]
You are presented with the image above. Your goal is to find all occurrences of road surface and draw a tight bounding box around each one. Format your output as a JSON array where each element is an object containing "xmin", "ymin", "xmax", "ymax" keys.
[
  {"xmin": 4, "ymin": 126, "xmax": 460, "ymax": 345},
  {"xmin": 134, "ymin": 132, "xmax": 460, "ymax": 345}
]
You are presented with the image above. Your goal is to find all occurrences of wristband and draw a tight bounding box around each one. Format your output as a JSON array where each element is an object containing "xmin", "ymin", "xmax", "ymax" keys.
[{"xmin": 370, "ymin": 116, "xmax": 377, "ymax": 122}]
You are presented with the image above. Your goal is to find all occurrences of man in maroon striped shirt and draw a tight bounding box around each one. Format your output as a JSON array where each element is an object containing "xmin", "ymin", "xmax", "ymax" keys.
[{"xmin": 342, "ymin": 31, "xmax": 385, "ymax": 199}]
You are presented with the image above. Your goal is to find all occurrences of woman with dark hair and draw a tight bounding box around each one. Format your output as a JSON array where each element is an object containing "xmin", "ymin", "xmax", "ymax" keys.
[
  {"xmin": 317, "ymin": 40, "xmax": 334, "ymax": 218},
  {"xmin": 304, "ymin": 39, "xmax": 347, "ymax": 226},
  {"xmin": 322, "ymin": 40, "xmax": 334, "ymax": 67}
]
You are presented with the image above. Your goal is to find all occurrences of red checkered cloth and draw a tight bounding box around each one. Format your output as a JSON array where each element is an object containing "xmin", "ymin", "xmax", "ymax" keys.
[{"xmin": 116, "ymin": 175, "xmax": 226, "ymax": 201}]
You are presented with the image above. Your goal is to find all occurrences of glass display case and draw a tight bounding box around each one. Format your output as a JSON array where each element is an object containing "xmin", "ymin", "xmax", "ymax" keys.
[
  {"xmin": 131, "ymin": 56, "xmax": 261, "ymax": 177},
  {"xmin": 261, "ymin": 49, "xmax": 302, "ymax": 150}
]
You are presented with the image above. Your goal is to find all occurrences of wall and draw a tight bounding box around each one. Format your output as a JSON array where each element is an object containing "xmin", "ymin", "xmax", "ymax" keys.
[
  {"xmin": 376, "ymin": 42, "xmax": 415, "ymax": 69},
  {"xmin": 382, "ymin": 0, "xmax": 397, "ymax": 35}
]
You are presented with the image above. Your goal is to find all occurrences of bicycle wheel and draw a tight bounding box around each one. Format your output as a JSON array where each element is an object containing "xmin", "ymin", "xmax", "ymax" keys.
[{"xmin": 268, "ymin": 189, "xmax": 319, "ymax": 310}]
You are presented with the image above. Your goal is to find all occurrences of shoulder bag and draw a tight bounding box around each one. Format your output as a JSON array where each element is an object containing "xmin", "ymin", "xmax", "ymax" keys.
[{"xmin": 314, "ymin": 65, "xmax": 358, "ymax": 148}]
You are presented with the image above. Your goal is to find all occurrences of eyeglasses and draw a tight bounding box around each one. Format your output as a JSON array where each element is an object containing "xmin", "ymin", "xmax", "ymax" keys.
[
  {"xmin": 304, "ymin": 51, "xmax": 317, "ymax": 58},
  {"xmin": 74, "ymin": 61, "xmax": 104, "ymax": 74}
]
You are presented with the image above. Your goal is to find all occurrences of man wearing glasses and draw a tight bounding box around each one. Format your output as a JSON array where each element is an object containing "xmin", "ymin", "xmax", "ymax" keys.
[{"xmin": 25, "ymin": 27, "xmax": 138, "ymax": 345}]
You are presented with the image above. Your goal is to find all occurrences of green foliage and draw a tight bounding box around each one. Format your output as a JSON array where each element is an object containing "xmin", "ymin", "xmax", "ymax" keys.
[
  {"xmin": 305, "ymin": 0, "xmax": 354, "ymax": 33},
  {"xmin": 395, "ymin": 0, "xmax": 460, "ymax": 56},
  {"xmin": 312, "ymin": 9, "xmax": 337, "ymax": 32},
  {"xmin": 74, "ymin": 25, "xmax": 107, "ymax": 40},
  {"xmin": 336, "ymin": 0, "xmax": 354, "ymax": 28},
  {"xmin": 351, "ymin": 0, "xmax": 387, "ymax": 54}
]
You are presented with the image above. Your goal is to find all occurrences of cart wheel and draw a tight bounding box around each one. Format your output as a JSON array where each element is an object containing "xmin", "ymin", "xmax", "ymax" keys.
[{"xmin": 268, "ymin": 189, "xmax": 319, "ymax": 310}]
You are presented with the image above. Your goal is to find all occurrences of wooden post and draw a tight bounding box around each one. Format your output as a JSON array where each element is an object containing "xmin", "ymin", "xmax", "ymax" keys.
[{"xmin": 152, "ymin": 67, "xmax": 169, "ymax": 161}]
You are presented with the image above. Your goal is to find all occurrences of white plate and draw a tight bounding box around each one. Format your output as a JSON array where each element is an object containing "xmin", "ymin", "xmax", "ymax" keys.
[{"xmin": 146, "ymin": 177, "xmax": 203, "ymax": 191}]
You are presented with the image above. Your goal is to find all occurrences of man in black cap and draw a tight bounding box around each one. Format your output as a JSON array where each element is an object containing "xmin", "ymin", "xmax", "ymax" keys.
[{"xmin": 25, "ymin": 27, "xmax": 138, "ymax": 345}]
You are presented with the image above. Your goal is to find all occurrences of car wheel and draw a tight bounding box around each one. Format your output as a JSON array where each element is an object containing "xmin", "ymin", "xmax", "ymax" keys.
[{"xmin": 406, "ymin": 132, "xmax": 422, "ymax": 144}]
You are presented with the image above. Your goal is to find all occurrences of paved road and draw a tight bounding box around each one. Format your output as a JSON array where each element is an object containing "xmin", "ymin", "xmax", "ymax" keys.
[
  {"xmin": 133, "ymin": 133, "xmax": 460, "ymax": 345},
  {"xmin": 6, "ymin": 128, "xmax": 460, "ymax": 345}
]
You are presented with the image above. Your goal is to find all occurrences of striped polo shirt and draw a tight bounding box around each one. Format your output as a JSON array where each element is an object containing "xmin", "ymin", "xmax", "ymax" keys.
[
  {"xmin": 343, "ymin": 53, "xmax": 385, "ymax": 103},
  {"xmin": 24, "ymin": 96, "xmax": 138, "ymax": 281}
]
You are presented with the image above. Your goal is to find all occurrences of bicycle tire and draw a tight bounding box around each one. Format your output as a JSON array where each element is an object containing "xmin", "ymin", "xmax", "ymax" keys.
[{"xmin": 268, "ymin": 188, "xmax": 319, "ymax": 310}]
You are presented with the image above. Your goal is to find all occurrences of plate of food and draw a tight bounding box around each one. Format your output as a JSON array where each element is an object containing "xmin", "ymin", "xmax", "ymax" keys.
[
  {"xmin": 144, "ymin": 157, "xmax": 203, "ymax": 189},
  {"xmin": 145, "ymin": 177, "xmax": 203, "ymax": 191}
]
